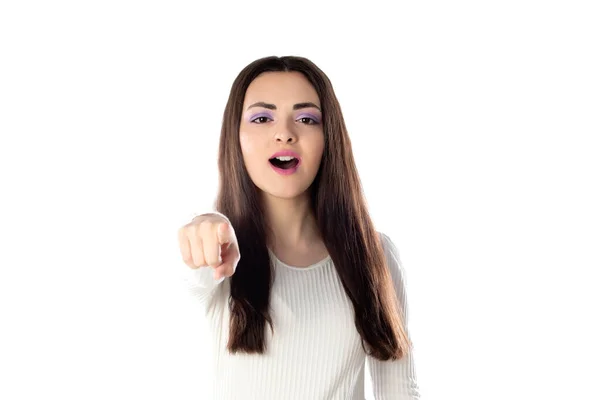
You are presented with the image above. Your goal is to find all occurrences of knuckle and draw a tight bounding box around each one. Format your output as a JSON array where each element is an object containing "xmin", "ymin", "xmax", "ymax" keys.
[
  {"xmin": 198, "ymin": 218, "xmax": 212, "ymax": 228},
  {"xmin": 182, "ymin": 225, "xmax": 194, "ymax": 238},
  {"xmin": 192, "ymin": 222, "xmax": 204, "ymax": 234},
  {"xmin": 179, "ymin": 226, "xmax": 189, "ymax": 239},
  {"xmin": 190, "ymin": 248, "xmax": 205, "ymax": 265},
  {"xmin": 199, "ymin": 222, "xmax": 215, "ymax": 237},
  {"xmin": 205, "ymin": 256, "xmax": 217, "ymax": 266}
]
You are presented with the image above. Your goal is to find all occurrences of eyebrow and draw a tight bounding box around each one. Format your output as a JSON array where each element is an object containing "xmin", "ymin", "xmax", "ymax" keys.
[{"xmin": 246, "ymin": 101, "xmax": 321, "ymax": 111}]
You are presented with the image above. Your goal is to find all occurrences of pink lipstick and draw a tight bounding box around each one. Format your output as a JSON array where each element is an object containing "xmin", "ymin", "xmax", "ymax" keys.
[{"xmin": 268, "ymin": 150, "xmax": 301, "ymax": 175}]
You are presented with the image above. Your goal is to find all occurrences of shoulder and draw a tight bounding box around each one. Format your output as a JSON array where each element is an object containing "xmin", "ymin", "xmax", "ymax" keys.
[
  {"xmin": 377, "ymin": 231, "xmax": 402, "ymax": 264},
  {"xmin": 376, "ymin": 231, "xmax": 407, "ymax": 287}
]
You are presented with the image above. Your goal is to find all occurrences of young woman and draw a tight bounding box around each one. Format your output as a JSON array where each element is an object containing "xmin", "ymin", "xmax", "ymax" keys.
[{"xmin": 178, "ymin": 56, "xmax": 420, "ymax": 399}]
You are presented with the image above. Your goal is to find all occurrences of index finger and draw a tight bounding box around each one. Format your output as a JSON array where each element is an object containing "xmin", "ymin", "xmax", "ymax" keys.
[{"xmin": 216, "ymin": 222, "xmax": 234, "ymax": 246}]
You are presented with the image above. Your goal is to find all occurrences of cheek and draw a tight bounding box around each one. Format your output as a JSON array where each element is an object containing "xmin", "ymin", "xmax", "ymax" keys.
[
  {"xmin": 311, "ymin": 133, "xmax": 326, "ymax": 163},
  {"xmin": 239, "ymin": 131, "xmax": 257, "ymax": 157},
  {"xmin": 239, "ymin": 131, "xmax": 266, "ymax": 172},
  {"xmin": 318, "ymin": 134, "xmax": 325, "ymax": 155}
]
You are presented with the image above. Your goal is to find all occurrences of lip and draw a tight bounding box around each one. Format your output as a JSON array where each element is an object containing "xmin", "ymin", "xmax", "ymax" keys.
[
  {"xmin": 269, "ymin": 150, "xmax": 302, "ymax": 175},
  {"xmin": 269, "ymin": 150, "xmax": 302, "ymax": 160}
]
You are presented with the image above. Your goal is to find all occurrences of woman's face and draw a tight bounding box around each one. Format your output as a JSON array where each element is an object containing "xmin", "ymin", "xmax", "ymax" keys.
[{"xmin": 239, "ymin": 71, "xmax": 325, "ymax": 200}]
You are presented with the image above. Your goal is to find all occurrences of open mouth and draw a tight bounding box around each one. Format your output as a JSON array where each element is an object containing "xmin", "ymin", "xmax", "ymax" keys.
[{"xmin": 269, "ymin": 157, "xmax": 300, "ymax": 170}]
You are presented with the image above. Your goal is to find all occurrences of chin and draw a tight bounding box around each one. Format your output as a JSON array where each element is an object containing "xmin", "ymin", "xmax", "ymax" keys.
[
  {"xmin": 250, "ymin": 172, "xmax": 316, "ymax": 200},
  {"xmin": 264, "ymin": 189, "xmax": 306, "ymax": 200},
  {"xmin": 257, "ymin": 182, "xmax": 313, "ymax": 200}
]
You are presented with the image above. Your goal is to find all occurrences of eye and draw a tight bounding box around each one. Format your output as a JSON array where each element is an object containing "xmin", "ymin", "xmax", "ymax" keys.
[
  {"xmin": 250, "ymin": 116, "xmax": 272, "ymax": 124},
  {"xmin": 298, "ymin": 117, "xmax": 319, "ymax": 125}
]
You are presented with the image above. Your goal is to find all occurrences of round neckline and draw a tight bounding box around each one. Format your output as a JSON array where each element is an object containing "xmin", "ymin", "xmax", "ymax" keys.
[{"xmin": 267, "ymin": 248, "xmax": 332, "ymax": 271}]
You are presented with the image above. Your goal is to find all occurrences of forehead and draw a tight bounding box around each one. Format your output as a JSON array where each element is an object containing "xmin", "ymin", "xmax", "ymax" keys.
[{"xmin": 243, "ymin": 71, "xmax": 320, "ymax": 107}]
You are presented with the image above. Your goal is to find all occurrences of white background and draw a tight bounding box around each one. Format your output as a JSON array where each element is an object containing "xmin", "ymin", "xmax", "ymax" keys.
[{"xmin": 1, "ymin": 1, "xmax": 599, "ymax": 399}]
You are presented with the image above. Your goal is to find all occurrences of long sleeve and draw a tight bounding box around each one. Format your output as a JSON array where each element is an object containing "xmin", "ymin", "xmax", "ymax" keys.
[
  {"xmin": 179, "ymin": 210, "xmax": 230, "ymax": 313},
  {"xmin": 181, "ymin": 264, "xmax": 224, "ymax": 305},
  {"xmin": 367, "ymin": 232, "xmax": 420, "ymax": 399}
]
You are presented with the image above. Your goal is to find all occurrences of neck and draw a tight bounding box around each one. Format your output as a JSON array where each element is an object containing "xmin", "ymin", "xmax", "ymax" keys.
[{"xmin": 262, "ymin": 191, "xmax": 321, "ymax": 249}]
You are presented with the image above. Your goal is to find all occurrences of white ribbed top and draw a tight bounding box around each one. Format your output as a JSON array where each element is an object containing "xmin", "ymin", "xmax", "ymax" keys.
[{"xmin": 181, "ymin": 232, "xmax": 420, "ymax": 400}]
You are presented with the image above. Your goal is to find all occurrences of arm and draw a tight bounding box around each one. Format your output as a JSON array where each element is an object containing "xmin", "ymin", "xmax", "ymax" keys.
[
  {"xmin": 367, "ymin": 232, "xmax": 421, "ymax": 399},
  {"xmin": 180, "ymin": 259, "xmax": 225, "ymax": 305}
]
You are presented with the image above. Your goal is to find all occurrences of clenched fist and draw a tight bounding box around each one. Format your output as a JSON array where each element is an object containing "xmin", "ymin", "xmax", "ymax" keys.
[{"xmin": 178, "ymin": 213, "xmax": 240, "ymax": 280}]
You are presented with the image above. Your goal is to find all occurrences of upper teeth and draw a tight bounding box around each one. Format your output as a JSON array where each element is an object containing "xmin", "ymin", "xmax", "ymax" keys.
[{"xmin": 275, "ymin": 156, "xmax": 295, "ymax": 161}]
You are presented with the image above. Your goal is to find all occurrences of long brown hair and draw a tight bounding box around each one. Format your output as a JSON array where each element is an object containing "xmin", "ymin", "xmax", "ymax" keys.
[{"xmin": 214, "ymin": 55, "xmax": 411, "ymax": 361}]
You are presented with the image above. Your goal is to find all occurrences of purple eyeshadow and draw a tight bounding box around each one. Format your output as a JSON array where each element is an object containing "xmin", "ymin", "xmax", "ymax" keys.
[
  {"xmin": 297, "ymin": 113, "xmax": 321, "ymax": 123},
  {"xmin": 248, "ymin": 112, "xmax": 272, "ymax": 121}
]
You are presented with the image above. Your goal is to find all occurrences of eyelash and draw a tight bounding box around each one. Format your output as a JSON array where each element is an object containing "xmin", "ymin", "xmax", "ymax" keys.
[{"xmin": 250, "ymin": 116, "xmax": 320, "ymax": 125}]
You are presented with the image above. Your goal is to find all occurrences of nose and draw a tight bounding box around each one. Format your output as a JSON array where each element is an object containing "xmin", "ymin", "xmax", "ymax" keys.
[{"xmin": 274, "ymin": 129, "xmax": 297, "ymax": 144}]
